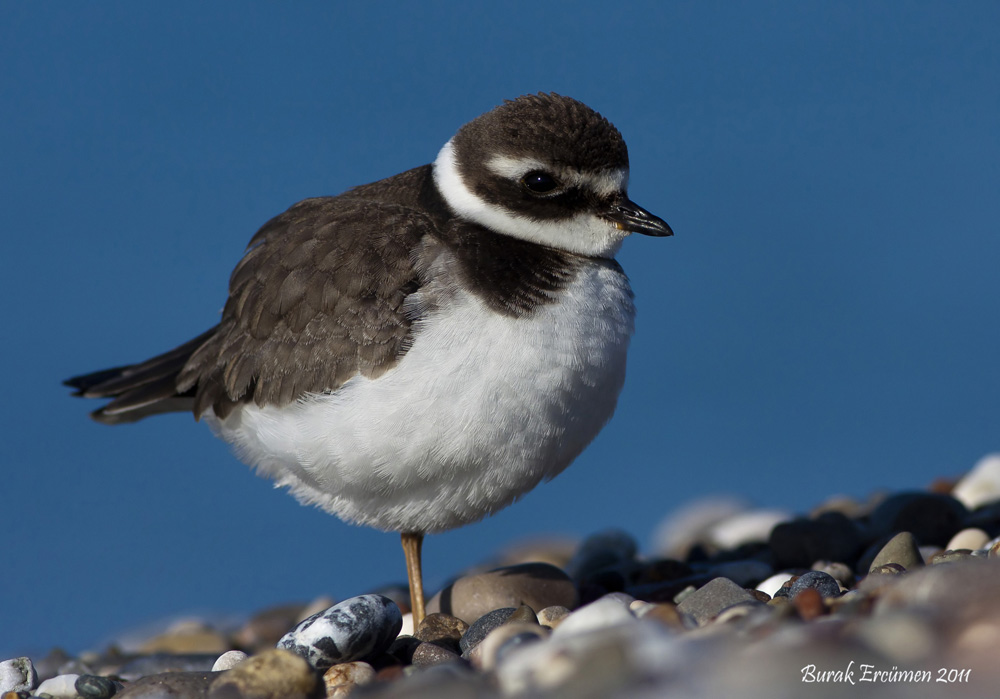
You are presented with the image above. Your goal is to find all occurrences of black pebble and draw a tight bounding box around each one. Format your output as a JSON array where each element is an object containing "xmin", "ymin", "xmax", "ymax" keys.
[
  {"xmin": 75, "ymin": 674, "xmax": 120, "ymax": 699},
  {"xmin": 459, "ymin": 607, "xmax": 516, "ymax": 655}
]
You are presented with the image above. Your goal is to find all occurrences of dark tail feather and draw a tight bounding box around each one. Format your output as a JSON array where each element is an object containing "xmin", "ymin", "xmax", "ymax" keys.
[{"xmin": 65, "ymin": 327, "xmax": 218, "ymax": 425}]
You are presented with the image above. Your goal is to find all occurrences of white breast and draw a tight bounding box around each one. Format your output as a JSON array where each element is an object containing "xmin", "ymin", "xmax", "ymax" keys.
[{"xmin": 207, "ymin": 261, "xmax": 636, "ymax": 534}]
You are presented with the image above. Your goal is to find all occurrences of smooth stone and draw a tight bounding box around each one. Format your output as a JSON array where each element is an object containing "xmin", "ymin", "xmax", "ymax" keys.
[
  {"xmin": 398, "ymin": 612, "xmax": 414, "ymax": 638},
  {"xmin": 536, "ymin": 606, "xmax": 570, "ymax": 629},
  {"xmin": 459, "ymin": 608, "xmax": 515, "ymax": 655},
  {"xmin": 675, "ymin": 577, "xmax": 761, "ymax": 626},
  {"xmin": 947, "ymin": 527, "xmax": 990, "ymax": 552},
  {"xmin": 115, "ymin": 672, "xmax": 218, "ymax": 699},
  {"xmin": 211, "ymin": 651, "xmax": 248, "ymax": 672},
  {"xmin": 34, "ymin": 674, "xmax": 79, "ymax": 698},
  {"xmin": 869, "ymin": 491, "xmax": 967, "ymax": 546},
  {"xmin": 277, "ymin": 594, "xmax": 402, "ymax": 670},
  {"xmin": 952, "ymin": 453, "xmax": 1000, "ymax": 509},
  {"xmin": 411, "ymin": 642, "xmax": 463, "ymax": 668},
  {"xmin": 768, "ymin": 512, "xmax": 865, "ymax": 569},
  {"xmin": 931, "ymin": 549, "xmax": 975, "ymax": 565},
  {"xmin": 414, "ymin": 613, "xmax": 469, "ymax": 653},
  {"xmin": 788, "ymin": 571, "xmax": 841, "ymax": 599},
  {"xmin": 638, "ymin": 603, "xmax": 685, "ymax": 630},
  {"xmin": 469, "ymin": 623, "xmax": 548, "ymax": 671},
  {"xmin": 564, "ymin": 529, "xmax": 638, "ymax": 580},
  {"xmin": 428, "ymin": 563, "xmax": 577, "ymax": 625},
  {"xmin": 869, "ymin": 531, "xmax": 924, "ymax": 572},
  {"xmin": 755, "ymin": 572, "xmax": 795, "ymax": 598},
  {"xmin": 506, "ymin": 605, "xmax": 539, "ymax": 625},
  {"xmin": 322, "ymin": 661, "xmax": 375, "ymax": 696},
  {"xmin": 0, "ymin": 658, "xmax": 37, "ymax": 693},
  {"xmin": 704, "ymin": 509, "xmax": 791, "ymax": 550},
  {"xmin": 116, "ymin": 653, "xmax": 219, "ymax": 681},
  {"xmin": 551, "ymin": 595, "xmax": 636, "ymax": 637},
  {"xmin": 75, "ymin": 674, "xmax": 121, "ymax": 699},
  {"xmin": 208, "ymin": 649, "xmax": 315, "ymax": 699}
]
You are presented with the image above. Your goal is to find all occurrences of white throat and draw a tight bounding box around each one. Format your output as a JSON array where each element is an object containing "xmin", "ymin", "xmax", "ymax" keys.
[{"xmin": 432, "ymin": 139, "xmax": 628, "ymax": 258}]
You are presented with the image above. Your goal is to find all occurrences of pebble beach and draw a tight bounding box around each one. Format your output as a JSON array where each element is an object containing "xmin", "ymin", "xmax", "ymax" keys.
[{"xmin": 6, "ymin": 454, "xmax": 1000, "ymax": 699}]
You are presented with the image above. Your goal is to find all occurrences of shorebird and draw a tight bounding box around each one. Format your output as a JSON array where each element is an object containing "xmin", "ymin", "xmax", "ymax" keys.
[{"xmin": 66, "ymin": 93, "xmax": 672, "ymax": 625}]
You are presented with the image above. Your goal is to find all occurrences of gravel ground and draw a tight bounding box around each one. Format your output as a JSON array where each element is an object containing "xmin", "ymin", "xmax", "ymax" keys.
[{"xmin": 5, "ymin": 454, "xmax": 1000, "ymax": 699}]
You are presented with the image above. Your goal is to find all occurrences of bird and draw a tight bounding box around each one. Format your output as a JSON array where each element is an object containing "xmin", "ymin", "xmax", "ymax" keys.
[{"xmin": 65, "ymin": 92, "xmax": 672, "ymax": 626}]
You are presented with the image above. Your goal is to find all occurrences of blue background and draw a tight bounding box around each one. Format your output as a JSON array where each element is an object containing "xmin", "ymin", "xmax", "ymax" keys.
[{"xmin": 3, "ymin": 2, "xmax": 998, "ymax": 658}]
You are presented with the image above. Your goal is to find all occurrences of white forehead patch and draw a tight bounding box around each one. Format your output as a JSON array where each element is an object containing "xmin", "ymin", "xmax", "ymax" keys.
[
  {"xmin": 433, "ymin": 139, "xmax": 629, "ymax": 258},
  {"xmin": 486, "ymin": 155, "xmax": 629, "ymax": 197}
]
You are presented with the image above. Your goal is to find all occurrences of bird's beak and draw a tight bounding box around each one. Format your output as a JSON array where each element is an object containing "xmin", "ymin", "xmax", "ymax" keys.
[{"xmin": 604, "ymin": 198, "xmax": 673, "ymax": 237}]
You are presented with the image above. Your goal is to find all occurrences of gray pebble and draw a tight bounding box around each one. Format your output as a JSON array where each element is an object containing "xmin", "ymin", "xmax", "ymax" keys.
[
  {"xmin": 277, "ymin": 594, "xmax": 402, "ymax": 670},
  {"xmin": 411, "ymin": 642, "xmax": 463, "ymax": 668},
  {"xmin": 459, "ymin": 607, "xmax": 516, "ymax": 655},
  {"xmin": 676, "ymin": 577, "xmax": 761, "ymax": 626},
  {"xmin": 565, "ymin": 529, "xmax": 638, "ymax": 580},
  {"xmin": 788, "ymin": 571, "xmax": 842, "ymax": 598},
  {"xmin": 75, "ymin": 674, "xmax": 122, "ymax": 699},
  {"xmin": 869, "ymin": 531, "xmax": 923, "ymax": 572}
]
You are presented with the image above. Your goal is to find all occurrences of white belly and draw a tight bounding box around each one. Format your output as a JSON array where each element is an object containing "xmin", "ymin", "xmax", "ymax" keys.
[{"xmin": 207, "ymin": 262, "xmax": 635, "ymax": 533}]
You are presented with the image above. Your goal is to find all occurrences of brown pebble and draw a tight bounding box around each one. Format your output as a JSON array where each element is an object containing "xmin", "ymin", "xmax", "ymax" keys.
[
  {"xmin": 642, "ymin": 603, "xmax": 685, "ymax": 629},
  {"xmin": 792, "ymin": 588, "xmax": 825, "ymax": 621},
  {"xmin": 415, "ymin": 613, "xmax": 469, "ymax": 650},
  {"xmin": 536, "ymin": 606, "xmax": 571, "ymax": 629},
  {"xmin": 374, "ymin": 665, "xmax": 406, "ymax": 683},
  {"xmin": 207, "ymin": 649, "xmax": 316, "ymax": 699},
  {"xmin": 323, "ymin": 660, "xmax": 375, "ymax": 697},
  {"xmin": 748, "ymin": 589, "xmax": 771, "ymax": 603}
]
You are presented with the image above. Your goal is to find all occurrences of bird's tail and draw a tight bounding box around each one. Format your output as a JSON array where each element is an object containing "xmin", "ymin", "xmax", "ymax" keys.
[{"xmin": 64, "ymin": 326, "xmax": 218, "ymax": 425}]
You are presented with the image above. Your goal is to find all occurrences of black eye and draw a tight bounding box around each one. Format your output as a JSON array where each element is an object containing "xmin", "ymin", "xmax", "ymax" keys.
[{"xmin": 521, "ymin": 170, "xmax": 560, "ymax": 194}]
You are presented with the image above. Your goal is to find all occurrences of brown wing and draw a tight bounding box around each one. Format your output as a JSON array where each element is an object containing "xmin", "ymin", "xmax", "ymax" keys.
[{"xmin": 175, "ymin": 196, "xmax": 427, "ymax": 419}]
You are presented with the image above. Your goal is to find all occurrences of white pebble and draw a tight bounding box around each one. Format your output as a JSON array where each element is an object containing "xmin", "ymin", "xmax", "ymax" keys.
[
  {"xmin": 756, "ymin": 572, "xmax": 795, "ymax": 598},
  {"xmin": 35, "ymin": 673, "xmax": 80, "ymax": 698},
  {"xmin": 952, "ymin": 453, "xmax": 1000, "ymax": 510},
  {"xmin": 0, "ymin": 656, "xmax": 37, "ymax": 693},
  {"xmin": 552, "ymin": 595, "xmax": 636, "ymax": 637},
  {"xmin": 398, "ymin": 611, "xmax": 414, "ymax": 638},
  {"xmin": 947, "ymin": 527, "xmax": 990, "ymax": 552},
  {"xmin": 653, "ymin": 497, "xmax": 749, "ymax": 557},
  {"xmin": 211, "ymin": 650, "xmax": 248, "ymax": 671}
]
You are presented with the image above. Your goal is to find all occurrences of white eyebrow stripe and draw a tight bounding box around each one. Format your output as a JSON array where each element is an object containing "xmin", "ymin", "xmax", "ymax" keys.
[{"xmin": 486, "ymin": 155, "xmax": 629, "ymax": 197}]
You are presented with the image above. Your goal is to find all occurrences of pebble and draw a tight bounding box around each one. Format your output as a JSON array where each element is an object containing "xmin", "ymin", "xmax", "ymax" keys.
[
  {"xmin": 0, "ymin": 658, "xmax": 36, "ymax": 693},
  {"xmin": 947, "ymin": 527, "xmax": 990, "ymax": 552},
  {"xmin": 551, "ymin": 595, "xmax": 636, "ymax": 637},
  {"xmin": 459, "ymin": 607, "xmax": 515, "ymax": 655},
  {"xmin": 471, "ymin": 623, "xmax": 548, "ymax": 670},
  {"xmin": 411, "ymin": 642, "xmax": 463, "ymax": 668},
  {"xmin": 139, "ymin": 620, "xmax": 230, "ymax": 654},
  {"xmin": 211, "ymin": 650, "xmax": 248, "ymax": 672},
  {"xmin": 787, "ymin": 570, "xmax": 842, "ymax": 598},
  {"xmin": 323, "ymin": 661, "xmax": 375, "ymax": 696},
  {"xmin": 34, "ymin": 674, "xmax": 79, "ymax": 698},
  {"xmin": 701, "ymin": 558, "xmax": 773, "ymax": 587},
  {"xmin": 810, "ymin": 560, "xmax": 854, "ymax": 588},
  {"xmin": 427, "ymin": 563, "xmax": 577, "ymax": 624},
  {"xmin": 675, "ymin": 577, "xmax": 761, "ymax": 626},
  {"xmin": 536, "ymin": 606, "xmax": 570, "ymax": 629},
  {"xmin": 868, "ymin": 491, "xmax": 968, "ymax": 545},
  {"xmin": 951, "ymin": 453, "xmax": 1000, "ymax": 509},
  {"xmin": 277, "ymin": 594, "xmax": 402, "ymax": 669},
  {"xmin": 115, "ymin": 672, "xmax": 217, "ymax": 699},
  {"xmin": 208, "ymin": 649, "xmax": 316, "ymax": 699},
  {"xmin": 414, "ymin": 613, "xmax": 469, "ymax": 653},
  {"xmin": 868, "ymin": 531, "xmax": 925, "ymax": 572},
  {"xmin": 768, "ymin": 512, "xmax": 864, "ymax": 569},
  {"xmin": 75, "ymin": 674, "xmax": 122, "ymax": 699}
]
